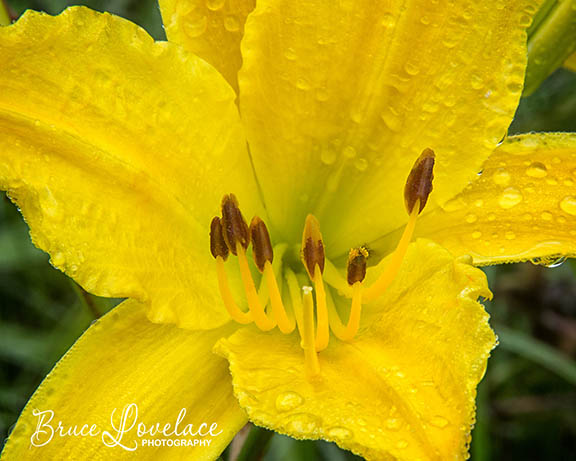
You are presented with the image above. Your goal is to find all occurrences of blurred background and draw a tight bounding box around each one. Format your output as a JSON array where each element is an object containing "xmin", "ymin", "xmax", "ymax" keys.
[{"xmin": 1, "ymin": 1, "xmax": 576, "ymax": 460}]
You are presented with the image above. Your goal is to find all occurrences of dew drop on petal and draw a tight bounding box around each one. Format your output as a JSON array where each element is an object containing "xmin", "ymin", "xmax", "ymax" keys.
[
  {"xmin": 355, "ymin": 158, "xmax": 368, "ymax": 171},
  {"xmin": 396, "ymin": 440, "xmax": 409, "ymax": 449},
  {"xmin": 284, "ymin": 413, "xmax": 320, "ymax": 434},
  {"xmin": 275, "ymin": 392, "xmax": 304, "ymax": 412},
  {"xmin": 525, "ymin": 162, "xmax": 548, "ymax": 178},
  {"xmin": 559, "ymin": 196, "xmax": 576, "ymax": 215},
  {"xmin": 541, "ymin": 211, "xmax": 553, "ymax": 221},
  {"xmin": 327, "ymin": 426, "xmax": 353, "ymax": 440},
  {"xmin": 472, "ymin": 231, "xmax": 482, "ymax": 239},
  {"xmin": 386, "ymin": 418, "xmax": 401, "ymax": 431},
  {"xmin": 466, "ymin": 214, "xmax": 478, "ymax": 224},
  {"xmin": 430, "ymin": 416, "xmax": 449, "ymax": 428},
  {"xmin": 531, "ymin": 256, "xmax": 567, "ymax": 268},
  {"xmin": 224, "ymin": 15, "xmax": 240, "ymax": 32},
  {"xmin": 183, "ymin": 14, "xmax": 208, "ymax": 38},
  {"xmin": 206, "ymin": 0, "xmax": 225, "ymax": 10},
  {"xmin": 492, "ymin": 168, "xmax": 511, "ymax": 185},
  {"xmin": 498, "ymin": 187, "xmax": 523, "ymax": 209},
  {"xmin": 320, "ymin": 148, "xmax": 337, "ymax": 165},
  {"xmin": 505, "ymin": 231, "xmax": 516, "ymax": 240},
  {"xmin": 342, "ymin": 145, "xmax": 357, "ymax": 158}
]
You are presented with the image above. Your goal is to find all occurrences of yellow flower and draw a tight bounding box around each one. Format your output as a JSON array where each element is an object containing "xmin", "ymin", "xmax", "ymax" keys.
[{"xmin": 1, "ymin": 1, "xmax": 575, "ymax": 460}]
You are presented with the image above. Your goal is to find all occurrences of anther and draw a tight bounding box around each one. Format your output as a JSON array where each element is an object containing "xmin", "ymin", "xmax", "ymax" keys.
[
  {"xmin": 249, "ymin": 216, "xmax": 274, "ymax": 272},
  {"xmin": 347, "ymin": 247, "xmax": 368, "ymax": 285},
  {"xmin": 221, "ymin": 194, "xmax": 249, "ymax": 255},
  {"xmin": 301, "ymin": 214, "xmax": 325, "ymax": 279},
  {"xmin": 210, "ymin": 217, "xmax": 229, "ymax": 260},
  {"xmin": 404, "ymin": 148, "xmax": 435, "ymax": 215}
]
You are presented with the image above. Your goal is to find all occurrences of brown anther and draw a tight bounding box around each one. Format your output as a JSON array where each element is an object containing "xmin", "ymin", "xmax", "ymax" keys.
[
  {"xmin": 210, "ymin": 217, "xmax": 229, "ymax": 260},
  {"xmin": 347, "ymin": 247, "xmax": 368, "ymax": 285},
  {"xmin": 301, "ymin": 214, "xmax": 325, "ymax": 280},
  {"xmin": 404, "ymin": 148, "xmax": 435, "ymax": 215},
  {"xmin": 249, "ymin": 216, "xmax": 274, "ymax": 272},
  {"xmin": 221, "ymin": 194, "xmax": 249, "ymax": 255}
]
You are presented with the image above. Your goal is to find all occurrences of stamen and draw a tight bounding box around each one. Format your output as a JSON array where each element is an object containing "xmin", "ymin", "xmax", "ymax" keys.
[
  {"xmin": 236, "ymin": 244, "xmax": 276, "ymax": 331},
  {"xmin": 249, "ymin": 217, "xmax": 274, "ymax": 272},
  {"xmin": 221, "ymin": 194, "xmax": 250, "ymax": 255},
  {"xmin": 300, "ymin": 215, "xmax": 329, "ymax": 351},
  {"xmin": 301, "ymin": 286, "xmax": 320, "ymax": 377},
  {"xmin": 249, "ymin": 217, "xmax": 294, "ymax": 334},
  {"xmin": 364, "ymin": 148, "xmax": 435, "ymax": 302},
  {"xmin": 210, "ymin": 217, "xmax": 252, "ymax": 324},
  {"xmin": 404, "ymin": 148, "xmax": 435, "ymax": 215},
  {"xmin": 326, "ymin": 248, "xmax": 366, "ymax": 341},
  {"xmin": 300, "ymin": 214, "xmax": 325, "ymax": 280},
  {"xmin": 210, "ymin": 217, "xmax": 229, "ymax": 261}
]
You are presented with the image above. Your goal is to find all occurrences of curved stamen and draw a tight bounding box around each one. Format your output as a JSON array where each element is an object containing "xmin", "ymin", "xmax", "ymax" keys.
[
  {"xmin": 215, "ymin": 256, "xmax": 253, "ymax": 324},
  {"xmin": 237, "ymin": 244, "xmax": 276, "ymax": 331}
]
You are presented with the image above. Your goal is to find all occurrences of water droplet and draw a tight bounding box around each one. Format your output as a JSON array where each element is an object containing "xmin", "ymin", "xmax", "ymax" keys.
[
  {"xmin": 381, "ymin": 13, "xmax": 395, "ymax": 27},
  {"xmin": 327, "ymin": 426, "xmax": 353, "ymax": 440},
  {"xmin": 296, "ymin": 78, "xmax": 311, "ymax": 90},
  {"xmin": 474, "ymin": 199, "xmax": 484, "ymax": 207},
  {"xmin": 498, "ymin": 187, "xmax": 523, "ymax": 209},
  {"xmin": 183, "ymin": 14, "xmax": 208, "ymax": 38},
  {"xmin": 472, "ymin": 231, "xmax": 482, "ymax": 239},
  {"xmin": 284, "ymin": 47, "xmax": 297, "ymax": 60},
  {"xmin": 531, "ymin": 256, "xmax": 567, "ymax": 268},
  {"xmin": 487, "ymin": 213, "xmax": 497, "ymax": 221},
  {"xmin": 285, "ymin": 413, "xmax": 320, "ymax": 434},
  {"xmin": 505, "ymin": 231, "xmax": 516, "ymax": 240},
  {"xmin": 541, "ymin": 211, "xmax": 553, "ymax": 221},
  {"xmin": 357, "ymin": 418, "xmax": 367, "ymax": 426},
  {"xmin": 206, "ymin": 0, "xmax": 225, "ymax": 10},
  {"xmin": 386, "ymin": 418, "xmax": 401, "ymax": 431},
  {"xmin": 492, "ymin": 168, "xmax": 511, "ymax": 185},
  {"xmin": 404, "ymin": 62, "xmax": 420, "ymax": 75},
  {"xmin": 430, "ymin": 416, "xmax": 449, "ymax": 428},
  {"xmin": 420, "ymin": 16, "xmax": 431, "ymax": 25},
  {"xmin": 381, "ymin": 109, "xmax": 402, "ymax": 131},
  {"xmin": 559, "ymin": 196, "xmax": 576, "ymax": 215},
  {"xmin": 355, "ymin": 158, "xmax": 368, "ymax": 171},
  {"xmin": 275, "ymin": 392, "xmax": 304, "ymax": 412},
  {"xmin": 470, "ymin": 74, "xmax": 484, "ymax": 90},
  {"xmin": 224, "ymin": 15, "xmax": 240, "ymax": 32},
  {"xmin": 320, "ymin": 148, "xmax": 337, "ymax": 165},
  {"xmin": 466, "ymin": 214, "xmax": 478, "ymax": 224},
  {"xmin": 396, "ymin": 440, "xmax": 409, "ymax": 449},
  {"xmin": 342, "ymin": 145, "xmax": 357, "ymax": 158},
  {"xmin": 507, "ymin": 81, "xmax": 523, "ymax": 93},
  {"xmin": 525, "ymin": 162, "xmax": 547, "ymax": 178}
]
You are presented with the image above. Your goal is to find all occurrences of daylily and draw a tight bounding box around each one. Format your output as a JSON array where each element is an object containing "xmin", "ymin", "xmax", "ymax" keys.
[{"xmin": 1, "ymin": 1, "xmax": 576, "ymax": 460}]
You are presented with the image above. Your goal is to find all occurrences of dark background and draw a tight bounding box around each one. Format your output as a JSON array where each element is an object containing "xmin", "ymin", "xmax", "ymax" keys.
[{"xmin": 1, "ymin": 1, "xmax": 576, "ymax": 460}]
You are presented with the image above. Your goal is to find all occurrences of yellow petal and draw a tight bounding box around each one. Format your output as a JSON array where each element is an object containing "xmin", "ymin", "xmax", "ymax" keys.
[
  {"xmin": 216, "ymin": 240, "xmax": 495, "ymax": 461},
  {"xmin": 0, "ymin": 7, "xmax": 261, "ymax": 329},
  {"xmin": 239, "ymin": 0, "xmax": 540, "ymax": 254},
  {"xmin": 413, "ymin": 133, "xmax": 576, "ymax": 265},
  {"xmin": 1, "ymin": 300, "xmax": 246, "ymax": 460},
  {"xmin": 160, "ymin": 0, "xmax": 256, "ymax": 91},
  {"xmin": 565, "ymin": 52, "xmax": 576, "ymax": 72}
]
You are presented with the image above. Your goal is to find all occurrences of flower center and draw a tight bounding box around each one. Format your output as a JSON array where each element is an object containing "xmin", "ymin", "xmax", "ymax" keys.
[{"xmin": 210, "ymin": 149, "xmax": 435, "ymax": 376}]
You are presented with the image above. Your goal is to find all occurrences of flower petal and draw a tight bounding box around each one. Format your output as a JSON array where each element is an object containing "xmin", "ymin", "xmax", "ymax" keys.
[
  {"xmin": 411, "ymin": 133, "xmax": 576, "ymax": 265},
  {"xmin": 159, "ymin": 0, "xmax": 256, "ymax": 91},
  {"xmin": 1, "ymin": 300, "xmax": 247, "ymax": 460},
  {"xmin": 216, "ymin": 240, "xmax": 495, "ymax": 461},
  {"xmin": 0, "ymin": 7, "xmax": 261, "ymax": 329},
  {"xmin": 239, "ymin": 0, "xmax": 540, "ymax": 254}
]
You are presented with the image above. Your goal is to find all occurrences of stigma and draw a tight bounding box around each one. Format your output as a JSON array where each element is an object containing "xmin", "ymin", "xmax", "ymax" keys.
[{"xmin": 209, "ymin": 149, "xmax": 435, "ymax": 376}]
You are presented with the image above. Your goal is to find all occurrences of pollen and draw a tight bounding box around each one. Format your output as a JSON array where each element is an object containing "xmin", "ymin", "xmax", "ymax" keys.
[{"xmin": 209, "ymin": 149, "xmax": 436, "ymax": 376}]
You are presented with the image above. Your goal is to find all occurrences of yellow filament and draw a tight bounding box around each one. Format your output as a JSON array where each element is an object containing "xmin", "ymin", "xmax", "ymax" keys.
[
  {"xmin": 363, "ymin": 202, "xmax": 419, "ymax": 303},
  {"xmin": 326, "ymin": 283, "xmax": 363, "ymax": 341},
  {"xmin": 301, "ymin": 287, "xmax": 320, "ymax": 377},
  {"xmin": 236, "ymin": 245, "xmax": 276, "ymax": 331},
  {"xmin": 215, "ymin": 257, "xmax": 253, "ymax": 325},
  {"xmin": 264, "ymin": 261, "xmax": 295, "ymax": 334},
  {"xmin": 313, "ymin": 268, "xmax": 330, "ymax": 351}
]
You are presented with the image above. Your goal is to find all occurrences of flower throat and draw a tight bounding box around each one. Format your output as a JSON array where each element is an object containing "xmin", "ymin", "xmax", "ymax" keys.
[{"xmin": 210, "ymin": 149, "xmax": 435, "ymax": 377}]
